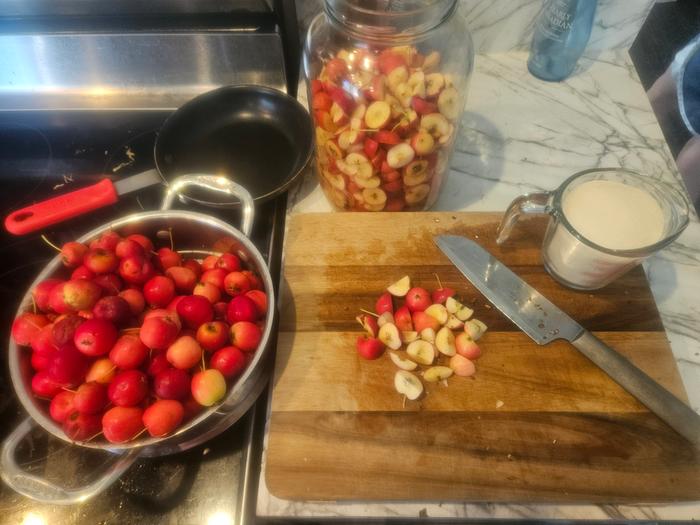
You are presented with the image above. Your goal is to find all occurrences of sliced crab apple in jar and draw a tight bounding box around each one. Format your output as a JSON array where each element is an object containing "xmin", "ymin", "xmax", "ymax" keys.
[
  {"xmin": 351, "ymin": 103, "xmax": 367, "ymax": 121},
  {"xmin": 387, "ymin": 143, "xmax": 415, "ymax": 169},
  {"xmin": 323, "ymin": 170, "xmax": 345, "ymax": 191},
  {"xmin": 438, "ymin": 124, "xmax": 455, "ymax": 146},
  {"xmin": 325, "ymin": 140, "xmax": 343, "ymax": 160},
  {"xmin": 328, "ymin": 188, "xmax": 348, "ymax": 209},
  {"xmin": 422, "ymin": 51, "xmax": 441, "ymax": 71},
  {"xmin": 423, "ymin": 366, "xmax": 453, "ymax": 383},
  {"xmin": 410, "ymin": 132, "xmax": 434, "ymax": 156},
  {"xmin": 336, "ymin": 158, "xmax": 358, "ymax": 177},
  {"xmin": 375, "ymin": 129, "xmax": 401, "ymax": 145},
  {"xmin": 387, "ymin": 275, "xmax": 411, "ymax": 297},
  {"xmin": 367, "ymin": 75, "xmax": 385, "ymax": 101},
  {"xmin": 338, "ymin": 130, "xmax": 362, "ymax": 150},
  {"xmin": 405, "ymin": 183, "xmax": 431, "ymax": 205},
  {"xmin": 437, "ymin": 87, "xmax": 460, "ymax": 120},
  {"xmin": 403, "ymin": 160, "xmax": 429, "ymax": 187},
  {"xmin": 330, "ymin": 102, "xmax": 349, "ymax": 126},
  {"xmin": 394, "ymin": 370, "xmax": 423, "ymax": 400},
  {"xmin": 392, "ymin": 82, "xmax": 413, "ymax": 108},
  {"xmin": 346, "ymin": 152, "xmax": 373, "ymax": 179},
  {"xmin": 425, "ymin": 73, "xmax": 445, "ymax": 98},
  {"xmin": 362, "ymin": 188, "xmax": 387, "ymax": 211},
  {"xmin": 386, "ymin": 65, "xmax": 409, "ymax": 91},
  {"xmin": 420, "ymin": 113, "xmax": 450, "ymax": 138},
  {"xmin": 356, "ymin": 176, "xmax": 381, "ymax": 190},
  {"xmin": 389, "ymin": 351, "xmax": 418, "ymax": 371},
  {"xmin": 378, "ymin": 322, "xmax": 402, "ymax": 350},
  {"xmin": 464, "ymin": 319, "xmax": 488, "ymax": 340},
  {"xmin": 406, "ymin": 340, "xmax": 435, "ymax": 365},
  {"xmin": 315, "ymin": 126, "xmax": 333, "ymax": 147},
  {"xmin": 364, "ymin": 100, "xmax": 392, "ymax": 129},
  {"xmin": 411, "ymin": 96, "xmax": 438, "ymax": 116},
  {"xmin": 407, "ymin": 70, "xmax": 426, "ymax": 98},
  {"xmin": 435, "ymin": 326, "xmax": 456, "ymax": 356}
]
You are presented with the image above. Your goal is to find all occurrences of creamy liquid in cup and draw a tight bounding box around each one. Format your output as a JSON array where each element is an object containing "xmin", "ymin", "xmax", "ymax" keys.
[{"xmin": 544, "ymin": 179, "xmax": 665, "ymax": 288}]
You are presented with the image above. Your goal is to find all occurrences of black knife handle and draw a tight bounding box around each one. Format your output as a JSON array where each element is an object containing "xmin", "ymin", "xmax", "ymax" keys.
[{"xmin": 571, "ymin": 330, "xmax": 700, "ymax": 446}]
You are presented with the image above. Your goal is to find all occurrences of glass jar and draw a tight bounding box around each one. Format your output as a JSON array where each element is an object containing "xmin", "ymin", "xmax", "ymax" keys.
[{"xmin": 304, "ymin": 0, "xmax": 474, "ymax": 211}]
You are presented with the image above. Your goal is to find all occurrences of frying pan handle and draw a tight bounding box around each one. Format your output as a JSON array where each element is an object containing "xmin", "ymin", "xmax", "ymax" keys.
[
  {"xmin": 161, "ymin": 175, "xmax": 255, "ymax": 238},
  {"xmin": 4, "ymin": 179, "xmax": 119, "ymax": 236},
  {"xmin": 1, "ymin": 418, "xmax": 140, "ymax": 504}
]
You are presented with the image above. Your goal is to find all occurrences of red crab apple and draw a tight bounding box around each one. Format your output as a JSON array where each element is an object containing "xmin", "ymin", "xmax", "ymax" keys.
[
  {"xmin": 49, "ymin": 390, "xmax": 76, "ymax": 423},
  {"xmin": 63, "ymin": 411, "xmax": 102, "ymax": 441},
  {"xmin": 110, "ymin": 334, "xmax": 148, "ymax": 369},
  {"xmin": 119, "ymin": 256, "xmax": 154, "ymax": 285},
  {"xmin": 177, "ymin": 295, "xmax": 214, "ymax": 329},
  {"xmin": 85, "ymin": 358, "xmax": 116, "ymax": 384},
  {"xmin": 146, "ymin": 352, "xmax": 170, "ymax": 377},
  {"xmin": 153, "ymin": 367, "xmax": 191, "ymax": 400},
  {"xmin": 226, "ymin": 295, "xmax": 259, "ymax": 324},
  {"xmin": 165, "ymin": 266, "xmax": 198, "ymax": 294},
  {"xmin": 33, "ymin": 279, "xmax": 63, "ymax": 312},
  {"xmin": 140, "ymin": 310, "xmax": 181, "ymax": 350},
  {"xmin": 183, "ymin": 259, "xmax": 202, "ymax": 278},
  {"xmin": 375, "ymin": 292, "xmax": 393, "ymax": 315},
  {"xmin": 73, "ymin": 381, "xmax": 108, "ymax": 414},
  {"xmin": 11, "ymin": 312, "xmax": 50, "ymax": 346},
  {"xmin": 196, "ymin": 321, "xmax": 229, "ymax": 352},
  {"xmin": 51, "ymin": 314, "xmax": 83, "ymax": 346},
  {"xmin": 191, "ymin": 369, "xmax": 227, "ymax": 407},
  {"xmin": 115, "ymin": 238, "xmax": 145, "ymax": 259},
  {"xmin": 405, "ymin": 287, "xmax": 431, "ymax": 312},
  {"xmin": 71, "ymin": 266, "xmax": 95, "ymax": 280},
  {"xmin": 223, "ymin": 271, "xmax": 251, "ymax": 296},
  {"xmin": 241, "ymin": 270, "xmax": 262, "ymax": 291},
  {"xmin": 143, "ymin": 275, "xmax": 176, "ymax": 308},
  {"xmin": 92, "ymin": 296, "xmax": 131, "ymax": 325},
  {"xmin": 143, "ymin": 399, "xmax": 184, "ymax": 437},
  {"xmin": 355, "ymin": 313, "xmax": 379, "ymax": 337},
  {"xmin": 83, "ymin": 248, "xmax": 118, "ymax": 274},
  {"xmin": 166, "ymin": 335, "xmax": 203, "ymax": 370},
  {"xmin": 60, "ymin": 241, "xmax": 88, "ymax": 268},
  {"xmin": 48, "ymin": 345, "xmax": 89, "ymax": 387},
  {"xmin": 102, "ymin": 406, "xmax": 144, "ymax": 444},
  {"xmin": 126, "ymin": 233, "xmax": 153, "ymax": 253},
  {"xmin": 156, "ymin": 247, "xmax": 181, "ymax": 270},
  {"xmin": 31, "ymin": 351, "xmax": 51, "ymax": 371},
  {"xmin": 431, "ymin": 286, "xmax": 455, "ymax": 304},
  {"xmin": 412, "ymin": 311, "xmax": 441, "ymax": 333},
  {"xmin": 93, "ymin": 273, "xmax": 123, "ymax": 295},
  {"xmin": 31, "ymin": 324, "xmax": 57, "ymax": 355},
  {"xmin": 213, "ymin": 301, "xmax": 228, "ymax": 320},
  {"xmin": 193, "ymin": 281, "xmax": 221, "ymax": 304},
  {"xmin": 394, "ymin": 305, "xmax": 413, "ymax": 332},
  {"xmin": 32, "ymin": 371, "xmax": 62, "ymax": 398},
  {"xmin": 211, "ymin": 346, "xmax": 247, "ymax": 379},
  {"xmin": 230, "ymin": 321, "xmax": 262, "ymax": 352},
  {"xmin": 455, "ymin": 332, "xmax": 481, "ymax": 360},
  {"xmin": 201, "ymin": 255, "xmax": 219, "ymax": 271},
  {"xmin": 201, "ymin": 268, "xmax": 226, "ymax": 289},
  {"xmin": 49, "ymin": 279, "xmax": 101, "ymax": 314},
  {"xmin": 91, "ymin": 231, "xmax": 121, "ymax": 251},
  {"xmin": 245, "ymin": 290, "xmax": 268, "ymax": 316},
  {"xmin": 73, "ymin": 318, "xmax": 118, "ymax": 357},
  {"xmin": 108, "ymin": 370, "xmax": 148, "ymax": 407},
  {"xmin": 216, "ymin": 253, "xmax": 241, "ymax": 272},
  {"xmin": 356, "ymin": 335, "xmax": 384, "ymax": 360},
  {"xmin": 118, "ymin": 288, "xmax": 145, "ymax": 316}
]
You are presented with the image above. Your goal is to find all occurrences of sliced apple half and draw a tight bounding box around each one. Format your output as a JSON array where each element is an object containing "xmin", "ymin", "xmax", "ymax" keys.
[
  {"xmin": 424, "ymin": 303, "xmax": 448, "ymax": 325},
  {"xmin": 449, "ymin": 354, "xmax": 476, "ymax": 377},
  {"xmin": 423, "ymin": 366, "xmax": 453, "ymax": 382},
  {"xmin": 438, "ymin": 87, "xmax": 460, "ymax": 120},
  {"xmin": 403, "ymin": 160, "xmax": 429, "ymax": 187},
  {"xmin": 406, "ymin": 340, "xmax": 435, "ymax": 365},
  {"xmin": 420, "ymin": 113, "xmax": 450, "ymax": 137},
  {"xmin": 425, "ymin": 73, "xmax": 445, "ymax": 98},
  {"xmin": 400, "ymin": 330, "xmax": 419, "ymax": 343},
  {"xmin": 445, "ymin": 314, "xmax": 464, "ymax": 330},
  {"xmin": 386, "ymin": 143, "xmax": 415, "ymax": 169},
  {"xmin": 394, "ymin": 370, "xmax": 423, "ymax": 400},
  {"xmin": 365, "ymin": 100, "xmax": 391, "ymax": 129},
  {"xmin": 464, "ymin": 319, "xmax": 487, "ymax": 340},
  {"xmin": 389, "ymin": 351, "xmax": 418, "ymax": 371},
  {"xmin": 435, "ymin": 326, "xmax": 456, "ymax": 356},
  {"xmin": 378, "ymin": 322, "xmax": 401, "ymax": 350},
  {"xmin": 410, "ymin": 131, "xmax": 435, "ymax": 156},
  {"xmin": 419, "ymin": 327, "xmax": 436, "ymax": 343},
  {"xmin": 455, "ymin": 304, "xmax": 474, "ymax": 322},
  {"xmin": 387, "ymin": 275, "xmax": 411, "ymax": 297},
  {"xmin": 405, "ymin": 183, "xmax": 430, "ymax": 205},
  {"xmin": 377, "ymin": 311, "xmax": 395, "ymax": 327}
]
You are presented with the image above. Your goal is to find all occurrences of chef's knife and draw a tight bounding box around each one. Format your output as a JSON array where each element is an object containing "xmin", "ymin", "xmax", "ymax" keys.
[{"xmin": 435, "ymin": 234, "xmax": 700, "ymax": 446}]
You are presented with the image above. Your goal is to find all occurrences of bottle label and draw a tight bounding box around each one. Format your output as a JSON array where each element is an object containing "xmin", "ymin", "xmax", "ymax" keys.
[{"xmin": 537, "ymin": 0, "xmax": 575, "ymax": 42}]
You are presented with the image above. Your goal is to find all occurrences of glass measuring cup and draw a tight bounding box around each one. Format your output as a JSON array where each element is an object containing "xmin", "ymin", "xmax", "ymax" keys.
[{"xmin": 496, "ymin": 168, "xmax": 690, "ymax": 290}]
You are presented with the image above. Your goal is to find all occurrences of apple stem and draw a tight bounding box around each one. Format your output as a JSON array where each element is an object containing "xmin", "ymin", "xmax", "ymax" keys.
[
  {"xmin": 40, "ymin": 234, "xmax": 61, "ymax": 253},
  {"xmin": 402, "ymin": 395, "xmax": 407, "ymax": 409},
  {"xmin": 31, "ymin": 297, "xmax": 37, "ymax": 314},
  {"xmin": 201, "ymin": 353, "xmax": 206, "ymax": 372},
  {"xmin": 434, "ymin": 273, "xmax": 443, "ymax": 289},
  {"xmin": 86, "ymin": 430, "xmax": 104, "ymax": 442},
  {"xmin": 359, "ymin": 308, "xmax": 379, "ymax": 318},
  {"xmin": 131, "ymin": 427, "xmax": 148, "ymax": 441},
  {"xmin": 61, "ymin": 387, "xmax": 77, "ymax": 393},
  {"xmin": 168, "ymin": 227, "xmax": 174, "ymax": 251}
]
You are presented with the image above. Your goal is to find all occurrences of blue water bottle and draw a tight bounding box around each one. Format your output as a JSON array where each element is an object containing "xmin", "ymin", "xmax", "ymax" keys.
[{"xmin": 527, "ymin": 0, "xmax": 597, "ymax": 81}]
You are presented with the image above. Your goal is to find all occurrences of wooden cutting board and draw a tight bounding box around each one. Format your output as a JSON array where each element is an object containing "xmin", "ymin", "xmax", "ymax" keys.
[{"xmin": 266, "ymin": 212, "xmax": 700, "ymax": 503}]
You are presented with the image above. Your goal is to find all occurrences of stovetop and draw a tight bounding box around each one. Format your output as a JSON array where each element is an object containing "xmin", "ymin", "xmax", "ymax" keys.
[{"xmin": 0, "ymin": 111, "xmax": 280, "ymax": 525}]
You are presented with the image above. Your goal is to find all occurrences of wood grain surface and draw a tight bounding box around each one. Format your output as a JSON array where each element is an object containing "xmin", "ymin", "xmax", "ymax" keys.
[{"xmin": 266, "ymin": 212, "xmax": 700, "ymax": 502}]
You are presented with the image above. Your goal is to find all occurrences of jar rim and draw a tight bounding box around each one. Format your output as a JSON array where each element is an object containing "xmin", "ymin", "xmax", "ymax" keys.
[{"xmin": 323, "ymin": 0, "xmax": 458, "ymax": 41}]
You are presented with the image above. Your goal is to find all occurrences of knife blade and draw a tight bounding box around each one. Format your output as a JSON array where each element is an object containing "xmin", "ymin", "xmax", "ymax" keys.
[{"xmin": 435, "ymin": 234, "xmax": 700, "ymax": 446}]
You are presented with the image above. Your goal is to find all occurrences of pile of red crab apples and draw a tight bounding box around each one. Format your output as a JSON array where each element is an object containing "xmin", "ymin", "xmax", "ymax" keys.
[
  {"xmin": 11, "ymin": 231, "xmax": 267, "ymax": 444},
  {"xmin": 311, "ymin": 45, "xmax": 462, "ymax": 211},
  {"xmin": 355, "ymin": 276, "xmax": 487, "ymax": 401}
]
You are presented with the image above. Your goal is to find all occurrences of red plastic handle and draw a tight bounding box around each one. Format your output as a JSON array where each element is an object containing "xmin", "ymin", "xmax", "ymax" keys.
[{"xmin": 5, "ymin": 179, "xmax": 119, "ymax": 235}]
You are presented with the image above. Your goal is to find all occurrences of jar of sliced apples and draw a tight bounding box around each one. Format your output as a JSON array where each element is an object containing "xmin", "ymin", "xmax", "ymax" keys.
[{"xmin": 304, "ymin": 0, "xmax": 474, "ymax": 211}]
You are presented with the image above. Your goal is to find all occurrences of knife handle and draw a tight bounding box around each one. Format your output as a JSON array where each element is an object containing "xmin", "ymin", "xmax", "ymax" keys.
[
  {"xmin": 4, "ymin": 179, "xmax": 118, "ymax": 236},
  {"xmin": 571, "ymin": 330, "xmax": 700, "ymax": 446}
]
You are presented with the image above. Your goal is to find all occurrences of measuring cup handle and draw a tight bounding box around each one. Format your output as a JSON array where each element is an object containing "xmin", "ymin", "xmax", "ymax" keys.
[
  {"xmin": 1, "ymin": 418, "xmax": 139, "ymax": 504},
  {"xmin": 496, "ymin": 191, "xmax": 552, "ymax": 245},
  {"xmin": 161, "ymin": 175, "xmax": 255, "ymax": 238}
]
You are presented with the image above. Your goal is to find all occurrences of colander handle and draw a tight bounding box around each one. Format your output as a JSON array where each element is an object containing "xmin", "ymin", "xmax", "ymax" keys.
[
  {"xmin": 1, "ymin": 418, "xmax": 139, "ymax": 505},
  {"xmin": 161, "ymin": 175, "xmax": 255, "ymax": 238}
]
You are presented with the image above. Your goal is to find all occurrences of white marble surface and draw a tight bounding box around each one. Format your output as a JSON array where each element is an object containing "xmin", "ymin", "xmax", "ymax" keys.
[{"xmin": 257, "ymin": 46, "xmax": 700, "ymax": 520}]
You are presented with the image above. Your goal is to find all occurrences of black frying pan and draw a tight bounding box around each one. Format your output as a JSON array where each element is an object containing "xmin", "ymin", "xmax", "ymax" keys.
[{"xmin": 5, "ymin": 85, "xmax": 313, "ymax": 235}]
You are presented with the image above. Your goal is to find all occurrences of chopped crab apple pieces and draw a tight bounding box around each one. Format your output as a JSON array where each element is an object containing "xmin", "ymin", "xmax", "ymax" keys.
[{"xmin": 353, "ymin": 275, "xmax": 487, "ymax": 402}]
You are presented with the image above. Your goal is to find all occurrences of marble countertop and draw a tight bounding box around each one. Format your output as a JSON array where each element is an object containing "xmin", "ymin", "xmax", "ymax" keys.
[{"xmin": 256, "ymin": 45, "xmax": 700, "ymax": 521}]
